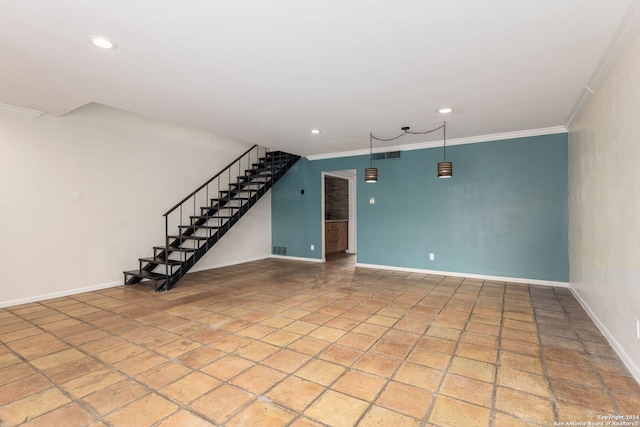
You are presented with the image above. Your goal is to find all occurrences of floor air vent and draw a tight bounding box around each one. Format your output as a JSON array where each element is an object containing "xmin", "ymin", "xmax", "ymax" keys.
[{"xmin": 272, "ymin": 246, "xmax": 287, "ymax": 256}]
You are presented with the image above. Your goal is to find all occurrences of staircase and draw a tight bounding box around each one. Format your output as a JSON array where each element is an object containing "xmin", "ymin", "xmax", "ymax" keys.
[{"xmin": 123, "ymin": 146, "xmax": 300, "ymax": 291}]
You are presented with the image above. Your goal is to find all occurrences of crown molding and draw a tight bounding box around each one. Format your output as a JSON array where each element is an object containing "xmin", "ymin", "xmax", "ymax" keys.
[
  {"xmin": 565, "ymin": 1, "xmax": 640, "ymax": 129},
  {"xmin": 0, "ymin": 102, "xmax": 44, "ymax": 118},
  {"xmin": 305, "ymin": 125, "xmax": 567, "ymax": 161}
]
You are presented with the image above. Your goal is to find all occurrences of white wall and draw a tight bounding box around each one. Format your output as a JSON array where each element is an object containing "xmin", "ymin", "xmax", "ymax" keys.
[
  {"xmin": 0, "ymin": 103, "xmax": 271, "ymax": 306},
  {"xmin": 194, "ymin": 192, "xmax": 272, "ymax": 271},
  {"xmin": 568, "ymin": 28, "xmax": 640, "ymax": 380}
]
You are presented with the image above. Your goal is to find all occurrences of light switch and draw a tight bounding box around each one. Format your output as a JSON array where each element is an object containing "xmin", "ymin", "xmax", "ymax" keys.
[{"xmin": 369, "ymin": 197, "xmax": 375, "ymax": 205}]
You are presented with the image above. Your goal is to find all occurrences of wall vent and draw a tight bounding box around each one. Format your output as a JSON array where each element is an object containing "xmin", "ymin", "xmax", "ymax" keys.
[
  {"xmin": 372, "ymin": 151, "xmax": 401, "ymax": 160},
  {"xmin": 272, "ymin": 246, "xmax": 287, "ymax": 256}
]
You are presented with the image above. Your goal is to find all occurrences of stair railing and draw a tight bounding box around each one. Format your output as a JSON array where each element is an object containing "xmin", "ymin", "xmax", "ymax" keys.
[{"xmin": 161, "ymin": 144, "xmax": 269, "ymax": 283}]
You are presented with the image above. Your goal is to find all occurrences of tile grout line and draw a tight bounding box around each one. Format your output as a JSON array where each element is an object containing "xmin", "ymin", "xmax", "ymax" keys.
[
  {"xmin": 490, "ymin": 283, "xmax": 551, "ymax": 427},
  {"xmin": 4, "ymin": 302, "xmax": 115, "ymax": 426},
  {"xmin": 193, "ymin": 268, "xmax": 390, "ymax": 426},
  {"xmin": 488, "ymin": 280, "xmax": 505, "ymax": 427},
  {"xmin": 533, "ymin": 286, "xmax": 565, "ymax": 425},
  {"xmin": 5, "ymin": 288, "xmax": 259, "ymax": 426},
  {"xmin": 417, "ymin": 275, "xmax": 475, "ymax": 427},
  {"xmin": 349, "ymin": 272, "xmax": 448, "ymax": 426},
  {"xmin": 286, "ymin": 270, "xmax": 436, "ymax": 426}
]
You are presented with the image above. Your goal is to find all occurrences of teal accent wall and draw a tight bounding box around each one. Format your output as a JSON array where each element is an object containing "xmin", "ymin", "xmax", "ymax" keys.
[{"xmin": 272, "ymin": 133, "xmax": 568, "ymax": 282}]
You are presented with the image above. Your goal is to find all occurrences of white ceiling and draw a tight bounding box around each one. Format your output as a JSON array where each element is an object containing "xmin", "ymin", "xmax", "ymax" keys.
[{"xmin": 0, "ymin": 1, "xmax": 637, "ymax": 156}]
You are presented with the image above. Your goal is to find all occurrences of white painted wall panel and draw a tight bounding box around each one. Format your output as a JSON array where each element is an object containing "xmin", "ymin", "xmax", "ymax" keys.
[
  {"xmin": 0, "ymin": 103, "xmax": 271, "ymax": 305},
  {"xmin": 569, "ymin": 28, "xmax": 640, "ymax": 380}
]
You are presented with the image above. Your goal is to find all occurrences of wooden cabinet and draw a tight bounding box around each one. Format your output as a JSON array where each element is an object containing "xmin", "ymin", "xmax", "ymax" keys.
[{"xmin": 325, "ymin": 221, "xmax": 348, "ymax": 254}]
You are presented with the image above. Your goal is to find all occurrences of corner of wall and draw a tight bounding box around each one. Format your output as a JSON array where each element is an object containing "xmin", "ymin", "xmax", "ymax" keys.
[{"xmin": 569, "ymin": 285, "xmax": 640, "ymax": 383}]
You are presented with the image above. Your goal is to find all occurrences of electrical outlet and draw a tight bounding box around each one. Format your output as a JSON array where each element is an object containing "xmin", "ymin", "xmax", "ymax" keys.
[
  {"xmin": 429, "ymin": 253, "xmax": 435, "ymax": 261},
  {"xmin": 310, "ymin": 244, "xmax": 315, "ymax": 251},
  {"xmin": 369, "ymin": 197, "xmax": 375, "ymax": 205}
]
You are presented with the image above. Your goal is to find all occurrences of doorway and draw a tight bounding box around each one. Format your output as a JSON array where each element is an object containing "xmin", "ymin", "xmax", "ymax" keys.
[{"xmin": 321, "ymin": 170, "xmax": 357, "ymax": 261}]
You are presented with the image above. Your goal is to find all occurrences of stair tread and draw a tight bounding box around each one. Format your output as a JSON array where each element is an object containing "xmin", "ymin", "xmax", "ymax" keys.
[
  {"xmin": 211, "ymin": 200, "xmax": 249, "ymax": 204},
  {"xmin": 201, "ymin": 208, "xmax": 241, "ymax": 213},
  {"xmin": 168, "ymin": 235, "xmax": 208, "ymax": 240},
  {"xmin": 229, "ymin": 182, "xmax": 263, "ymax": 187},
  {"xmin": 154, "ymin": 246, "xmax": 197, "ymax": 252},
  {"xmin": 246, "ymin": 170, "xmax": 273, "ymax": 175},
  {"xmin": 139, "ymin": 257, "xmax": 181, "ymax": 266},
  {"xmin": 202, "ymin": 206, "xmax": 242, "ymax": 210},
  {"xmin": 239, "ymin": 175, "xmax": 270, "ymax": 180},
  {"xmin": 212, "ymin": 197, "xmax": 250, "ymax": 201},
  {"xmin": 220, "ymin": 188, "xmax": 259, "ymax": 194},
  {"xmin": 124, "ymin": 270, "xmax": 167, "ymax": 280},
  {"xmin": 178, "ymin": 224, "xmax": 220, "ymax": 229}
]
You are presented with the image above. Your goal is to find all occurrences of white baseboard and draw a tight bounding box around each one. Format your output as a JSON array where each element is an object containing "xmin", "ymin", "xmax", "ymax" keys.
[
  {"xmin": 188, "ymin": 255, "xmax": 271, "ymax": 273},
  {"xmin": 355, "ymin": 263, "xmax": 569, "ymax": 288},
  {"xmin": 0, "ymin": 280, "xmax": 122, "ymax": 309},
  {"xmin": 569, "ymin": 286, "xmax": 640, "ymax": 384},
  {"xmin": 271, "ymin": 255, "xmax": 324, "ymax": 263},
  {"xmin": 0, "ymin": 256, "xmax": 300, "ymax": 309}
]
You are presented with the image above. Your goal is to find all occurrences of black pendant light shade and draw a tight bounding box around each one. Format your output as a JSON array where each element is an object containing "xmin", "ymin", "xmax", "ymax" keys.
[
  {"xmin": 366, "ymin": 133, "xmax": 378, "ymax": 183},
  {"xmin": 437, "ymin": 161, "xmax": 453, "ymax": 178},
  {"xmin": 365, "ymin": 167, "xmax": 378, "ymax": 183},
  {"xmin": 437, "ymin": 121, "xmax": 452, "ymax": 178}
]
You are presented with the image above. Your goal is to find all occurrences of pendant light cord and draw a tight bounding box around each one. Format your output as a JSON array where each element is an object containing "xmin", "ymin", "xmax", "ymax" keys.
[
  {"xmin": 443, "ymin": 121, "xmax": 447, "ymax": 162},
  {"xmin": 368, "ymin": 121, "xmax": 448, "ymax": 174},
  {"xmin": 370, "ymin": 122, "xmax": 445, "ymax": 142},
  {"xmin": 369, "ymin": 132, "xmax": 374, "ymax": 168}
]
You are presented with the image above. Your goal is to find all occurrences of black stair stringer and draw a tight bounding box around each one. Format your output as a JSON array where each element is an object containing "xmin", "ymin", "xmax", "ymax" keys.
[{"xmin": 123, "ymin": 148, "xmax": 300, "ymax": 291}]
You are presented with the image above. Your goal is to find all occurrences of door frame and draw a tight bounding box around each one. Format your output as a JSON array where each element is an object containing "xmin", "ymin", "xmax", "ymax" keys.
[{"xmin": 321, "ymin": 169, "xmax": 357, "ymax": 260}]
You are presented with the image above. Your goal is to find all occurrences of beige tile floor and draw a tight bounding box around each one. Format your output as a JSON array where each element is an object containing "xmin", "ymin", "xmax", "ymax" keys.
[{"xmin": 1, "ymin": 254, "xmax": 639, "ymax": 426}]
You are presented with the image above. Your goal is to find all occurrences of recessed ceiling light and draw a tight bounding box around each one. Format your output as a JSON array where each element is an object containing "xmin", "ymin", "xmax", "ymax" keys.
[
  {"xmin": 438, "ymin": 107, "xmax": 453, "ymax": 114},
  {"xmin": 91, "ymin": 37, "xmax": 117, "ymax": 50},
  {"xmin": 310, "ymin": 129, "xmax": 321, "ymax": 134}
]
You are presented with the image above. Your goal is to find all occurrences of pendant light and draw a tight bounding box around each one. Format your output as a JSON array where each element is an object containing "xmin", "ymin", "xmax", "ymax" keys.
[
  {"xmin": 437, "ymin": 121, "xmax": 452, "ymax": 178},
  {"xmin": 368, "ymin": 121, "xmax": 452, "ymax": 180},
  {"xmin": 365, "ymin": 132, "xmax": 378, "ymax": 183}
]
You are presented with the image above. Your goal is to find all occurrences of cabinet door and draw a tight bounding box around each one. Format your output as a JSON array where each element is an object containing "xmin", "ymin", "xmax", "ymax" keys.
[
  {"xmin": 326, "ymin": 223, "xmax": 339, "ymax": 254},
  {"xmin": 337, "ymin": 222, "xmax": 348, "ymax": 251}
]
